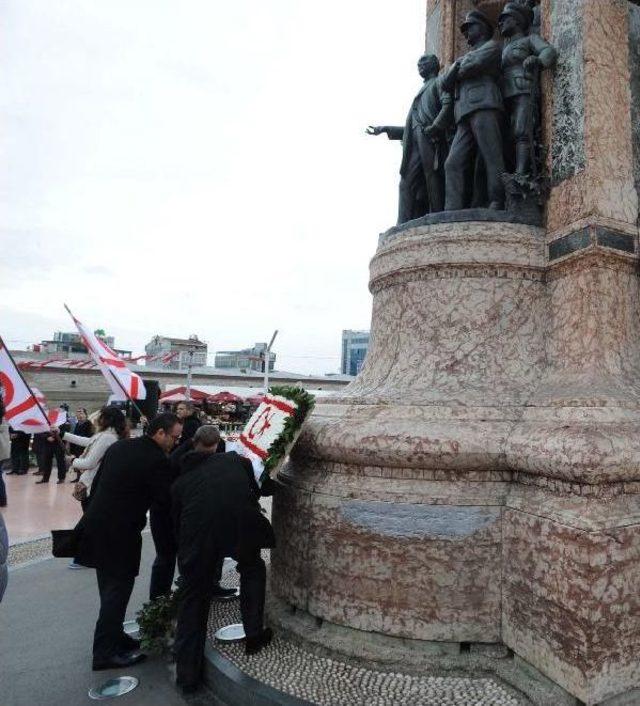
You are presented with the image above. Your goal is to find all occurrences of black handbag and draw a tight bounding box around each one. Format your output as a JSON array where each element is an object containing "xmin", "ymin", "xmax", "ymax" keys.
[{"xmin": 51, "ymin": 529, "xmax": 79, "ymax": 558}]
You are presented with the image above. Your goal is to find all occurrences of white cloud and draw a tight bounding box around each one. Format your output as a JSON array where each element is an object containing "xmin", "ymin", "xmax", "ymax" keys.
[{"xmin": 0, "ymin": 0, "xmax": 427, "ymax": 374}]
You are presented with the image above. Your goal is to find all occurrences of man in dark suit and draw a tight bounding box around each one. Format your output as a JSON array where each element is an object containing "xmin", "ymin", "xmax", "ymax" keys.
[
  {"xmin": 367, "ymin": 54, "xmax": 452, "ymax": 224},
  {"xmin": 172, "ymin": 425, "xmax": 275, "ymax": 693},
  {"xmin": 442, "ymin": 10, "xmax": 506, "ymax": 211},
  {"xmin": 76, "ymin": 412, "xmax": 182, "ymax": 670},
  {"xmin": 8, "ymin": 428, "xmax": 30, "ymax": 475},
  {"xmin": 148, "ymin": 426, "xmax": 232, "ymax": 601},
  {"xmin": 175, "ymin": 402, "xmax": 201, "ymax": 443},
  {"xmin": 37, "ymin": 413, "xmax": 71, "ymax": 484}
]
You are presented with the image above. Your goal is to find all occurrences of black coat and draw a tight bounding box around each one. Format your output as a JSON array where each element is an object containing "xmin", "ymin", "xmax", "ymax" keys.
[
  {"xmin": 172, "ymin": 451, "xmax": 275, "ymax": 575},
  {"xmin": 9, "ymin": 429, "xmax": 30, "ymax": 451},
  {"xmin": 180, "ymin": 414, "xmax": 201, "ymax": 444},
  {"xmin": 70, "ymin": 419, "xmax": 94, "ymax": 457},
  {"xmin": 76, "ymin": 436, "xmax": 171, "ymax": 579}
]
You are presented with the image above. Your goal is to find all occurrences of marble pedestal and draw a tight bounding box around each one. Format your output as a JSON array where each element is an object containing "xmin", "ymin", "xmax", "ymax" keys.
[{"xmin": 270, "ymin": 219, "xmax": 640, "ymax": 706}]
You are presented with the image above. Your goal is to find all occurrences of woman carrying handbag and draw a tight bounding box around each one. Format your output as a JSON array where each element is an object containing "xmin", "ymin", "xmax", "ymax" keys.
[{"xmin": 56, "ymin": 406, "xmax": 127, "ymax": 569}]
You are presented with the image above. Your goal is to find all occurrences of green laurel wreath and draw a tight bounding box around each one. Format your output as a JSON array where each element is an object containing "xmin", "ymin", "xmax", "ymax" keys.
[{"xmin": 262, "ymin": 385, "xmax": 315, "ymax": 477}]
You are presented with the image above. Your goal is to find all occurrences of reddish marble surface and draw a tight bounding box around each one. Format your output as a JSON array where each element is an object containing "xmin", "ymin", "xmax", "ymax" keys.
[
  {"xmin": 503, "ymin": 493, "xmax": 640, "ymax": 704},
  {"xmin": 1, "ymin": 471, "xmax": 82, "ymax": 545},
  {"xmin": 272, "ymin": 473, "xmax": 504, "ymax": 643}
]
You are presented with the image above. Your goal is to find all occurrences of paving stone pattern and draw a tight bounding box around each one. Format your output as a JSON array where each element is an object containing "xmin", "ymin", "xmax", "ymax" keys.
[
  {"xmin": 207, "ymin": 563, "xmax": 527, "ymax": 706},
  {"xmin": 8, "ymin": 536, "xmax": 52, "ymax": 567}
]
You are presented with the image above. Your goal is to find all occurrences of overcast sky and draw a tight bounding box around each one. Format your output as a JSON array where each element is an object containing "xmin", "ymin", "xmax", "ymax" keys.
[{"xmin": 0, "ymin": 0, "xmax": 427, "ymax": 375}]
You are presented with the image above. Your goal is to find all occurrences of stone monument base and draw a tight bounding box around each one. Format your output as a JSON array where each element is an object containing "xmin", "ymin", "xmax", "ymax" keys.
[
  {"xmin": 205, "ymin": 559, "xmax": 579, "ymax": 706},
  {"xmin": 270, "ymin": 218, "xmax": 640, "ymax": 706}
]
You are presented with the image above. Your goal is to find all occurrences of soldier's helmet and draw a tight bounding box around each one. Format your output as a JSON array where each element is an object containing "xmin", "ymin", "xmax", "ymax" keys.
[
  {"xmin": 460, "ymin": 9, "xmax": 495, "ymax": 37},
  {"xmin": 499, "ymin": 2, "xmax": 534, "ymax": 30}
]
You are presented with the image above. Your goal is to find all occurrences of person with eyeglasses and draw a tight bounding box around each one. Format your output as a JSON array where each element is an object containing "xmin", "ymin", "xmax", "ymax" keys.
[{"xmin": 73, "ymin": 412, "xmax": 183, "ymax": 671}]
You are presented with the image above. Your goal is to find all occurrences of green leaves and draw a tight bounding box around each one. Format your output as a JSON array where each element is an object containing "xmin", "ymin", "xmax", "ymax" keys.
[
  {"xmin": 262, "ymin": 386, "xmax": 315, "ymax": 478},
  {"xmin": 136, "ymin": 588, "xmax": 181, "ymax": 654}
]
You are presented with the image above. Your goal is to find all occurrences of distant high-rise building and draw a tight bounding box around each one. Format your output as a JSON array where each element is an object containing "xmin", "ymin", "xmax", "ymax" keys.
[
  {"xmin": 341, "ymin": 330, "xmax": 369, "ymax": 376},
  {"xmin": 39, "ymin": 331, "xmax": 131, "ymax": 357},
  {"xmin": 145, "ymin": 335, "xmax": 208, "ymax": 370},
  {"xmin": 215, "ymin": 342, "xmax": 276, "ymax": 372}
]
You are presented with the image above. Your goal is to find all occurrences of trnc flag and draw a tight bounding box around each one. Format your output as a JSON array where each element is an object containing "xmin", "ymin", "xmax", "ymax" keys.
[
  {"xmin": 31, "ymin": 388, "xmax": 68, "ymax": 430},
  {"xmin": 65, "ymin": 306, "xmax": 146, "ymax": 401},
  {"xmin": 0, "ymin": 338, "xmax": 52, "ymax": 433}
]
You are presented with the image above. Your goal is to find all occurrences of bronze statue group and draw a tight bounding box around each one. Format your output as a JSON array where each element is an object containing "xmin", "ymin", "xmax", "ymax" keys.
[{"xmin": 368, "ymin": 2, "xmax": 556, "ymax": 224}]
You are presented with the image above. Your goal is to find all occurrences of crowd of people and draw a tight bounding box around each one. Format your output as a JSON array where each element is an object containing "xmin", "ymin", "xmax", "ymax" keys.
[{"xmin": 0, "ymin": 397, "xmax": 275, "ymax": 694}]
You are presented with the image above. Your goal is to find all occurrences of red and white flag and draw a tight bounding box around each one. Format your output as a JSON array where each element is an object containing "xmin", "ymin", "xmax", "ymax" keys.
[
  {"xmin": 31, "ymin": 387, "xmax": 68, "ymax": 429},
  {"xmin": 0, "ymin": 338, "xmax": 53, "ymax": 433},
  {"xmin": 65, "ymin": 306, "xmax": 146, "ymax": 401}
]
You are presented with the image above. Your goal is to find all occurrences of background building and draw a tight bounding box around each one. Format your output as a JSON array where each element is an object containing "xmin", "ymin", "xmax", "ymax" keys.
[
  {"xmin": 341, "ymin": 329, "xmax": 369, "ymax": 376},
  {"xmin": 36, "ymin": 330, "xmax": 131, "ymax": 357},
  {"xmin": 215, "ymin": 342, "xmax": 276, "ymax": 372},
  {"xmin": 144, "ymin": 335, "xmax": 207, "ymax": 370}
]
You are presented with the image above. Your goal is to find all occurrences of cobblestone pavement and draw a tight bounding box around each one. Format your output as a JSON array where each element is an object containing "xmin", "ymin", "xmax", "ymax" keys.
[
  {"xmin": 207, "ymin": 563, "xmax": 528, "ymax": 706},
  {"xmin": 8, "ymin": 536, "xmax": 52, "ymax": 567}
]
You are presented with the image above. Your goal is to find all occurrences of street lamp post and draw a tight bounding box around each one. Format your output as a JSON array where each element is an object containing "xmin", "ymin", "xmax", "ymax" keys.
[
  {"xmin": 185, "ymin": 347, "xmax": 194, "ymax": 400},
  {"xmin": 263, "ymin": 330, "xmax": 278, "ymax": 395}
]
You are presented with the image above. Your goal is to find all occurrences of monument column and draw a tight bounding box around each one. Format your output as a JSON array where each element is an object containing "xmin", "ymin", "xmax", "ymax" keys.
[
  {"xmin": 544, "ymin": 0, "xmax": 638, "ymax": 234},
  {"xmin": 270, "ymin": 3, "xmax": 640, "ymax": 705}
]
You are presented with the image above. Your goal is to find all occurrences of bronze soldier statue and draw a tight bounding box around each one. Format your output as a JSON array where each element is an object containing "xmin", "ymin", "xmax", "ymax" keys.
[
  {"xmin": 499, "ymin": 2, "xmax": 557, "ymax": 176},
  {"xmin": 367, "ymin": 54, "xmax": 452, "ymax": 224},
  {"xmin": 441, "ymin": 11, "xmax": 505, "ymax": 211}
]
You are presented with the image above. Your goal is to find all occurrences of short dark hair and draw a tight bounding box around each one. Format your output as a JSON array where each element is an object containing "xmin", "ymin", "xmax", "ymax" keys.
[{"xmin": 147, "ymin": 412, "xmax": 181, "ymax": 437}]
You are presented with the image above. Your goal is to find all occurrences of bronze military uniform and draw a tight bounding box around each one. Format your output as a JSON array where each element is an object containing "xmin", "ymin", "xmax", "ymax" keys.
[
  {"xmin": 499, "ymin": 3, "xmax": 557, "ymax": 175},
  {"xmin": 443, "ymin": 12, "xmax": 506, "ymax": 211}
]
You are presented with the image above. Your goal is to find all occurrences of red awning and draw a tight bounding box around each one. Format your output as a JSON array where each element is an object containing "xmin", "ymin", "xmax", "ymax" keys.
[
  {"xmin": 159, "ymin": 386, "xmax": 210, "ymax": 403},
  {"xmin": 207, "ymin": 391, "xmax": 243, "ymax": 404}
]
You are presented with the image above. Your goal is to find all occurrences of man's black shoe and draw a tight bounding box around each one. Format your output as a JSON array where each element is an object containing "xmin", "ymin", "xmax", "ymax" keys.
[
  {"xmin": 211, "ymin": 585, "xmax": 237, "ymax": 599},
  {"xmin": 92, "ymin": 650, "xmax": 147, "ymax": 671},
  {"xmin": 245, "ymin": 627, "xmax": 273, "ymax": 655},
  {"xmin": 119, "ymin": 634, "xmax": 141, "ymax": 651}
]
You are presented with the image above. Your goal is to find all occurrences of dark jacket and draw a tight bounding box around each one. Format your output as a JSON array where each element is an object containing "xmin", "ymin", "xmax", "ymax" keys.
[
  {"xmin": 9, "ymin": 429, "xmax": 30, "ymax": 451},
  {"xmin": 450, "ymin": 39, "xmax": 503, "ymax": 123},
  {"xmin": 180, "ymin": 414, "xmax": 201, "ymax": 444},
  {"xmin": 172, "ymin": 451, "xmax": 275, "ymax": 575},
  {"xmin": 0, "ymin": 512, "xmax": 7, "ymax": 601},
  {"xmin": 70, "ymin": 419, "xmax": 94, "ymax": 457},
  {"xmin": 76, "ymin": 436, "xmax": 171, "ymax": 579}
]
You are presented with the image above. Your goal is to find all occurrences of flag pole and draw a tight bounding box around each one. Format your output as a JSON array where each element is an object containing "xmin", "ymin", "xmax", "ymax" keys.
[
  {"xmin": 106, "ymin": 367, "xmax": 145, "ymax": 419},
  {"xmin": 64, "ymin": 304, "xmax": 145, "ymax": 421}
]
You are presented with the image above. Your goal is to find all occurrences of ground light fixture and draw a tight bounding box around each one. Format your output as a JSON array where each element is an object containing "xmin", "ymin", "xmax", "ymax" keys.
[{"xmin": 88, "ymin": 676, "xmax": 139, "ymax": 700}]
